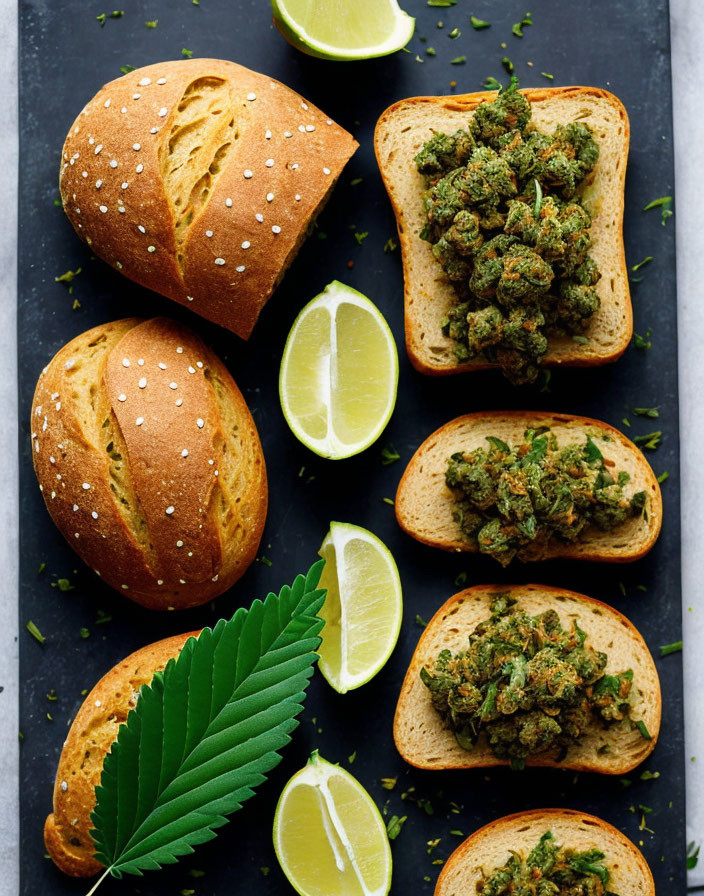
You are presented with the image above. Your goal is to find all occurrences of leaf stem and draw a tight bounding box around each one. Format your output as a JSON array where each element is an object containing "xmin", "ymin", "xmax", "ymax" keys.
[{"xmin": 84, "ymin": 866, "xmax": 112, "ymax": 896}]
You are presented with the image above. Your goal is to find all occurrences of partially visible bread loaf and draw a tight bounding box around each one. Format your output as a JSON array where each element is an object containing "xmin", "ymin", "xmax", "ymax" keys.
[
  {"xmin": 31, "ymin": 317, "xmax": 267, "ymax": 609},
  {"xmin": 435, "ymin": 809, "xmax": 654, "ymax": 896},
  {"xmin": 374, "ymin": 87, "xmax": 631, "ymax": 374},
  {"xmin": 60, "ymin": 59, "xmax": 358, "ymax": 338},
  {"xmin": 395, "ymin": 411, "xmax": 661, "ymax": 562},
  {"xmin": 394, "ymin": 584, "xmax": 660, "ymax": 774},
  {"xmin": 44, "ymin": 632, "xmax": 196, "ymax": 877}
]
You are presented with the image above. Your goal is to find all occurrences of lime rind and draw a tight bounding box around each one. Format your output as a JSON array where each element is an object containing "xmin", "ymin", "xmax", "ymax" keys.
[
  {"xmin": 279, "ymin": 281, "xmax": 399, "ymax": 460},
  {"xmin": 271, "ymin": 0, "xmax": 415, "ymax": 61}
]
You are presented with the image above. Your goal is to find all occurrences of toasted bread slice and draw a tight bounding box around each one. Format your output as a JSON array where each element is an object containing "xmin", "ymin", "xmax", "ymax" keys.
[
  {"xmin": 434, "ymin": 809, "xmax": 654, "ymax": 896},
  {"xmin": 374, "ymin": 87, "xmax": 631, "ymax": 374},
  {"xmin": 394, "ymin": 584, "xmax": 660, "ymax": 774},
  {"xmin": 395, "ymin": 411, "xmax": 662, "ymax": 562}
]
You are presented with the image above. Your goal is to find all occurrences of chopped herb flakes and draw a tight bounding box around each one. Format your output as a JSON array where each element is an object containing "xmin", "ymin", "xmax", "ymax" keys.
[
  {"xmin": 448, "ymin": 27, "xmax": 460, "ymax": 38},
  {"xmin": 541, "ymin": 72, "xmax": 554, "ymax": 80},
  {"xmin": 450, "ymin": 56, "xmax": 467, "ymax": 64},
  {"xmin": 633, "ymin": 407, "xmax": 659, "ymax": 418},
  {"xmin": 687, "ymin": 842, "xmax": 700, "ymax": 870},
  {"xmin": 415, "ymin": 614, "xmax": 428, "ymax": 628},
  {"xmin": 382, "ymin": 497, "xmax": 394, "ymax": 506},
  {"xmin": 80, "ymin": 627, "xmax": 90, "ymax": 639},
  {"xmin": 26, "ymin": 620, "xmax": 45, "ymax": 645},
  {"xmin": 145, "ymin": 19, "xmax": 158, "ymax": 28},
  {"xmin": 644, "ymin": 195, "xmax": 673, "ymax": 226},
  {"xmin": 354, "ymin": 231, "xmax": 369, "ymax": 245},
  {"xmin": 512, "ymin": 13, "xmax": 533, "ymax": 37},
  {"xmin": 384, "ymin": 237, "xmax": 398, "ymax": 253},
  {"xmin": 386, "ymin": 814, "xmax": 407, "ymax": 840},
  {"xmin": 380, "ymin": 776, "xmax": 397, "ymax": 790},
  {"xmin": 427, "ymin": 0, "xmax": 456, "ymax": 5},
  {"xmin": 426, "ymin": 47, "xmax": 436, "ymax": 56},
  {"xmin": 656, "ymin": 471, "xmax": 669, "ymax": 484},
  {"xmin": 120, "ymin": 64, "xmax": 135, "ymax": 74},
  {"xmin": 470, "ymin": 15, "xmax": 490, "ymax": 29},
  {"xmin": 381, "ymin": 443, "xmax": 400, "ymax": 465},
  {"xmin": 633, "ymin": 328, "xmax": 652, "ymax": 350},
  {"xmin": 501, "ymin": 56, "xmax": 514, "ymax": 74},
  {"xmin": 633, "ymin": 431, "xmax": 661, "ymax": 451},
  {"xmin": 182, "ymin": 48, "xmax": 194, "ymax": 58},
  {"xmin": 483, "ymin": 76, "xmax": 503, "ymax": 90},
  {"xmin": 659, "ymin": 641, "xmax": 683, "ymax": 656},
  {"xmin": 636, "ymin": 720, "xmax": 652, "ymax": 741}
]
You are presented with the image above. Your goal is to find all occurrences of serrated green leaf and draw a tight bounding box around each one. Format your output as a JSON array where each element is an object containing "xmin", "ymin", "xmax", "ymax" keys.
[{"xmin": 90, "ymin": 562, "xmax": 326, "ymax": 881}]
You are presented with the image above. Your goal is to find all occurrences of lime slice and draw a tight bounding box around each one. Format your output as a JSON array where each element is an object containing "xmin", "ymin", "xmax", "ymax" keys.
[
  {"xmin": 271, "ymin": 0, "xmax": 415, "ymax": 61},
  {"xmin": 317, "ymin": 522, "xmax": 402, "ymax": 693},
  {"xmin": 273, "ymin": 751, "xmax": 392, "ymax": 896},
  {"xmin": 279, "ymin": 281, "xmax": 398, "ymax": 460}
]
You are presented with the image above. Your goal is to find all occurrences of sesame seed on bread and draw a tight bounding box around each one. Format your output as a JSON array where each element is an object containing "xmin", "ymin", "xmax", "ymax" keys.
[
  {"xmin": 395, "ymin": 411, "xmax": 662, "ymax": 563},
  {"xmin": 374, "ymin": 87, "xmax": 631, "ymax": 374},
  {"xmin": 435, "ymin": 809, "xmax": 654, "ymax": 896},
  {"xmin": 60, "ymin": 59, "xmax": 358, "ymax": 338},
  {"xmin": 31, "ymin": 317, "xmax": 267, "ymax": 609},
  {"xmin": 394, "ymin": 584, "xmax": 661, "ymax": 775}
]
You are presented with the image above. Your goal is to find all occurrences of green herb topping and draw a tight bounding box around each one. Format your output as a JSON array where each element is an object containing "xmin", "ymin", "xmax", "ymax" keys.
[
  {"xmin": 476, "ymin": 830, "xmax": 612, "ymax": 893},
  {"xmin": 421, "ymin": 596, "xmax": 640, "ymax": 767},
  {"xmin": 445, "ymin": 428, "xmax": 647, "ymax": 565},
  {"xmin": 415, "ymin": 84, "xmax": 601, "ymax": 383}
]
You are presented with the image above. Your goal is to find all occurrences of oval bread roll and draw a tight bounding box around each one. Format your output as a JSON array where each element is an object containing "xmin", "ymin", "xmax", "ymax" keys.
[
  {"xmin": 435, "ymin": 809, "xmax": 654, "ymax": 896},
  {"xmin": 374, "ymin": 87, "xmax": 631, "ymax": 374},
  {"xmin": 31, "ymin": 317, "xmax": 267, "ymax": 609},
  {"xmin": 59, "ymin": 59, "xmax": 358, "ymax": 338},
  {"xmin": 44, "ymin": 632, "xmax": 196, "ymax": 877},
  {"xmin": 395, "ymin": 411, "xmax": 662, "ymax": 563},
  {"xmin": 394, "ymin": 584, "xmax": 660, "ymax": 774}
]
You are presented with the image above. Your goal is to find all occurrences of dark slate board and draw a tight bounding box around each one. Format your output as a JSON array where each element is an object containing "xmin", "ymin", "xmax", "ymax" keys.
[{"xmin": 18, "ymin": 0, "xmax": 685, "ymax": 893}]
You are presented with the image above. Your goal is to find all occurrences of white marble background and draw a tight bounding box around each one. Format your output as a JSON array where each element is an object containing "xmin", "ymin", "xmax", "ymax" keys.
[{"xmin": 0, "ymin": 0, "xmax": 702, "ymax": 892}]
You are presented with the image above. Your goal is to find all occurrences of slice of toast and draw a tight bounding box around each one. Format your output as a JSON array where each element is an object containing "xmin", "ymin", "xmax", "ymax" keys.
[
  {"xmin": 394, "ymin": 584, "xmax": 660, "ymax": 774},
  {"xmin": 434, "ymin": 809, "xmax": 654, "ymax": 896},
  {"xmin": 374, "ymin": 87, "xmax": 631, "ymax": 374},
  {"xmin": 395, "ymin": 411, "xmax": 662, "ymax": 563}
]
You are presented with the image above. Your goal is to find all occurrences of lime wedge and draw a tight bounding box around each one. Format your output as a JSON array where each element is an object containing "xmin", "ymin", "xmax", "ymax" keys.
[
  {"xmin": 317, "ymin": 522, "xmax": 402, "ymax": 693},
  {"xmin": 271, "ymin": 0, "xmax": 415, "ymax": 60},
  {"xmin": 273, "ymin": 751, "xmax": 392, "ymax": 896},
  {"xmin": 279, "ymin": 281, "xmax": 398, "ymax": 459}
]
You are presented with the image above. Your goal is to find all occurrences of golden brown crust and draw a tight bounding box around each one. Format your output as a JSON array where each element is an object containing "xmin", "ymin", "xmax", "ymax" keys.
[
  {"xmin": 60, "ymin": 59, "xmax": 358, "ymax": 339},
  {"xmin": 31, "ymin": 317, "xmax": 267, "ymax": 609},
  {"xmin": 44, "ymin": 632, "xmax": 196, "ymax": 877},
  {"xmin": 374, "ymin": 86, "xmax": 632, "ymax": 374},
  {"xmin": 435, "ymin": 809, "xmax": 654, "ymax": 896},
  {"xmin": 395, "ymin": 411, "xmax": 662, "ymax": 563},
  {"xmin": 394, "ymin": 585, "xmax": 661, "ymax": 774}
]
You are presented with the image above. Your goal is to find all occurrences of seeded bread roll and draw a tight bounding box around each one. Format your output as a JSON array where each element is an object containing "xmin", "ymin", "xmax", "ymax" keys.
[
  {"xmin": 59, "ymin": 59, "xmax": 358, "ymax": 338},
  {"xmin": 31, "ymin": 317, "xmax": 267, "ymax": 609},
  {"xmin": 395, "ymin": 411, "xmax": 662, "ymax": 562},
  {"xmin": 435, "ymin": 810, "xmax": 654, "ymax": 896},
  {"xmin": 374, "ymin": 87, "xmax": 631, "ymax": 374},
  {"xmin": 395, "ymin": 585, "xmax": 660, "ymax": 774},
  {"xmin": 44, "ymin": 632, "xmax": 196, "ymax": 877}
]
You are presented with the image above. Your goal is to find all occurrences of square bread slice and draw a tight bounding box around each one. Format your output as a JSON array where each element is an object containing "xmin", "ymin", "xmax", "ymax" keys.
[{"xmin": 374, "ymin": 87, "xmax": 632, "ymax": 374}]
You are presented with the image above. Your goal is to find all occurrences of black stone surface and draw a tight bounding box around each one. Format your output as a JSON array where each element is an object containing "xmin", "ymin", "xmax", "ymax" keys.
[{"xmin": 18, "ymin": 0, "xmax": 685, "ymax": 893}]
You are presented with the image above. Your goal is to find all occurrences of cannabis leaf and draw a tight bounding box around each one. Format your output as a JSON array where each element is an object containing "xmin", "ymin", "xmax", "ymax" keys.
[{"xmin": 87, "ymin": 562, "xmax": 326, "ymax": 891}]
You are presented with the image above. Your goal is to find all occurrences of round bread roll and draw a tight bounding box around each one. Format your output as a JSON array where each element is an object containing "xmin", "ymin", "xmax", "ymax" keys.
[
  {"xmin": 31, "ymin": 317, "xmax": 267, "ymax": 610},
  {"xmin": 59, "ymin": 59, "xmax": 358, "ymax": 339}
]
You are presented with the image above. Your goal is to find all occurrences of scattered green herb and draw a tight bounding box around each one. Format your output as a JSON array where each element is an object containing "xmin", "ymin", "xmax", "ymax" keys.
[
  {"xmin": 54, "ymin": 578, "xmax": 74, "ymax": 592},
  {"xmin": 656, "ymin": 471, "xmax": 669, "ymax": 484},
  {"xmin": 26, "ymin": 621, "xmax": 45, "ymax": 645},
  {"xmin": 640, "ymin": 770, "xmax": 660, "ymax": 780},
  {"xmin": 382, "ymin": 497, "xmax": 394, "ymax": 506},
  {"xmin": 120, "ymin": 64, "xmax": 135, "ymax": 74},
  {"xmin": 380, "ymin": 777, "xmax": 397, "ymax": 790},
  {"xmin": 448, "ymin": 27, "xmax": 460, "ymax": 38},
  {"xmin": 384, "ymin": 237, "xmax": 398, "ymax": 253},
  {"xmin": 470, "ymin": 16, "xmax": 490, "ymax": 29},
  {"xmin": 501, "ymin": 56, "xmax": 514, "ymax": 74},
  {"xmin": 483, "ymin": 76, "xmax": 503, "ymax": 90},
  {"xmin": 54, "ymin": 268, "xmax": 82, "ymax": 294},
  {"xmin": 181, "ymin": 47, "xmax": 194, "ymax": 57},
  {"xmin": 80, "ymin": 627, "xmax": 90, "ymax": 639},
  {"xmin": 541, "ymin": 72, "xmax": 554, "ymax": 80},
  {"xmin": 512, "ymin": 12, "xmax": 533, "ymax": 37},
  {"xmin": 450, "ymin": 55, "xmax": 467, "ymax": 64},
  {"xmin": 633, "ymin": 407, "xmax": 659, "ymax": 418},
  {"xmin": 386, "ymin": 815, "xmax": 407, "ymax": 840},
  {"xmin": 145, "ymin": 19, "xmax": 158, "ymax": 28},
  {"xmin": 687, "ymin": 842, "xmax": 700, "ymax": 870},
  {"xmin": 427, "ymin": 0, "xmax": 456, "ymax": 6},
  {"xmin": 354, "ymin": 231, "xmax": 369, "ymax": 245},
  {"xmin": 350, "ymin": 177, "xmax": 363, "ymax": 186},
  {"xmin": 636, "ymin": 720, "xmax": 652, "ymax": 741},
  {"xmin": 659, "ymin": 641, "xmax": 683, "ymax": 657},
  {"xmin": 381, "ymin": 443, "xmax": 400, "ymax": 466},
  {"xmin": 415, "ymin": 614, "xmax": 429, "ymax": 628},
  {"xmin": 454, "ymin": 571, "xmax": 468, "ymax": 587},
  {"xmin": 37, "ymin": 561, "xmax": 46, "ymax": 574},
  {"xmin": 633, "ymin": 431, "xmax": 661, "ymax": 451},
  {"xmin": 426, "ymin": 47, "xmax": 437, "ymax": 56},
  {"xmin": 348, "ymin": 750, "xmax": 357, "ymax": 764},
  {"xmin": 633, "ymin": 328, "xmax": 652, "ymax": 351}
]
